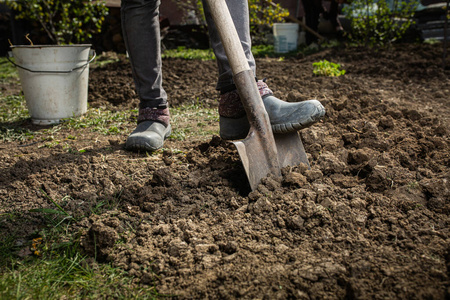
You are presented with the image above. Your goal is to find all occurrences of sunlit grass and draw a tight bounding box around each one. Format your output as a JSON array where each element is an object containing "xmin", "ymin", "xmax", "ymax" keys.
[
  {"xmin": 0, "ymin": 57, "xmax": 19, "ymax": 81},
  {"xmin": 0, "ymin": 94, "xmax": 35, "ymax": 142},
  {"xmin": 162, "ymin": 44, "xmax": 308, "ymax": 60},
  {"xmin": 163, "ymin": 46, "xmax": 216, "ymax": 60},
  {"xmin": 0, "ymin": 195, "xmax": 161, "ymax": 300},
  {"xmin": 0, "ymin": 255, "xmax": 160, "ymax": 299},
  {"xmin": 61, "ymin": 108, "xmax": 136, "ymax": 135},
  {"xmin": 169, "ymin": 100, "xmax": 219, "ymax": 141},
  {"xmin": 0, "ymin": 93, "xmax": 219, "ymax": 142},
  {"xmin": 0, "ymin": 94, "xmax": 28, "ymax": 123}
]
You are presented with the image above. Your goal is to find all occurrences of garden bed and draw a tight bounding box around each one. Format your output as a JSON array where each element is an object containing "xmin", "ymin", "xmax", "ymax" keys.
[{"xmin": 1, "ymin": 43, "xmax": 449, "ymax": 299}]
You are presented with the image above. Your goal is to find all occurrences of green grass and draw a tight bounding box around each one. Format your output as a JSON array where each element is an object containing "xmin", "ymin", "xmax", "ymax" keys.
[
  {"xmin": 62, "ymin": 108, "xmax": 136, "ymax": 135},
  {"xmin": 60, "ymin": 101, "xmax": 218, "ymax": 140},
  {"xmin": 0, "ymin": 95, "xmax": 29, "ymax": 123},
  {"xmin": 312, "ymin": 60, "xmax": 346, "ymax": 77},
  {"xmin": 251, "ymin": 44, "xmax": 279, "ymax": 57},
  {"xmin": 162, "ymin": 44, "xmax": 305, "ymax": 60},
  {"xmin": 0, "ymin": 93, "xmax": 219, "ymax": 143},
  {"xmin": 162, "ymin": 46, "xmax": 216, "ymax": 60},
  {"xmin": 169, "ymin": 101, "xmax": 219, "ymax": 141},
  {"xmin": 0, "ymin": 195, "xmax": 162, "ymax": 299},
  {"xmin": 0, "ymin": 95, "xmax": 137, "ymax": 141},
  {"xmin": 0, "ymin": 243, "xmax": 160, "ymax": 299},
  {"xmin": 0, "ymin": 57, "xmax": 19, "ymax": 81},
  {"xmin": 0, "ymin": 95, "xmax": 36, "ymax": 142}
]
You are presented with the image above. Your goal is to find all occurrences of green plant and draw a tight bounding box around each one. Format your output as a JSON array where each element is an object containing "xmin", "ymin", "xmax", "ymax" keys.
[
  {"xmin": 343, "ymin": 0, "xmax": 419, "ymax": 47},
  {"xmin": 313, "ymin": 60, "xmax": 346, "ymax": 77},
  {"xmin": 2, "ymin": 0, "xmax": 109, "ymax": 45}
]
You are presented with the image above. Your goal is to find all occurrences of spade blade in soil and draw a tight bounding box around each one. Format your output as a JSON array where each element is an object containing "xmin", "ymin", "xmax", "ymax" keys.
[
  {"xmin": 232, "ymin": 132, "xmax": 280, "ymax": 191},
  {"xmin": 233, "ymin": 131, "xmax": 310, "ymax": 190},
  {"xmin": 274, "ymin": 131, "xmax": 310, "ymax": 169}
]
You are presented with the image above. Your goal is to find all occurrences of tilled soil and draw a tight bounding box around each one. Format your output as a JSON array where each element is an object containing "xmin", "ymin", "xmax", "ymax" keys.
[{"xmin": 1, "ymin": 43, "xmax": 449, "ymax": 299}]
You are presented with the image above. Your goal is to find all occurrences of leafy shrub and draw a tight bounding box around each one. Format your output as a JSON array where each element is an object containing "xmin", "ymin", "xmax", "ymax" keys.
[
  {"xmin": 249, "ymin": 0, "xmax": 290, "ymax": 43},
  {"xmin": 2, "ymin": 0, "xmax": 109, "ymax": 45},
  {"xmin": 249, "ymin": 0, "xmax": 290, "ymax": 27},
  {"xmin": 313, "ymin": 60, "xmax": 346, "ymax": 77},
  {"xmin": 171, "ymin": 0, "xmax": 289, "ymax": 43},
  {"xmin": 343, "ymin": 0, "xmax": 419, "ymax": 47}
]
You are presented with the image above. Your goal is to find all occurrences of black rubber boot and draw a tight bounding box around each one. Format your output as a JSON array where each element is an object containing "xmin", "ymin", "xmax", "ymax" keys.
[
  {"xmin": 126, "ymin": 121, "xmax": 171, "ymax": 152},
  {"xmin": 220, "ymin": 95, "xmax": 325, "ymax": 140}
]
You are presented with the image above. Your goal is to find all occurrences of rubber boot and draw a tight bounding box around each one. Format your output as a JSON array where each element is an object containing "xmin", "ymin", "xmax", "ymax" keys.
[
  {"xmin": 219, "ymin": 92, "xmax": 325, "ymax": 140},
  {"xmin": 126, "ymin": 121, "xmax": 171, "ymax": 152},
  {"xmin": 126, "ymin": 106, "xmax": 171, "ymax": 152}
]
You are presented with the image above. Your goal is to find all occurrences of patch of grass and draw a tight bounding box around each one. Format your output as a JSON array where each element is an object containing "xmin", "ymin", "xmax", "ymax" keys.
[
  {"xmin": 0, "ymin": 234, "xmax": 17, "ymax": 267},
  {"xmin": 424, "ymin": 38, "xmax": 441, "ymax": 45},
  {"xmin": 252, "ymin": 44, "xmax": 276, "ymax": 57},
  {"xmin": 0, "ymin": 245, "xmax": 160, "ymax": 299},
  {"xmin": 169, "ymin": 101, "xmax": 218, "ymax": 141},
  {"xmin": 162, "ymin": 44, "xmax": 315, "ymax": 60},
  {"xmin": 251, "ymin": 44, "xmax": 299, "ymax": 58},
  {"xmin": 251, "ymin": 42, "xmax": 333, "ymax": 58},
  {"xmin": 0, "ymin": 95, "xmax": 28, "ymax": 123},
  {"xmin": 60, "ymin": 98, "xmax": 218, "ymax": 147},
  {"xmin": 0, "ymin": 95, "xmax": 36, "ymax": 142},
  {"xmin": 61, "ymin": 108, "xmax": 136, "ymax": 135},
  {"xmin": 0, "ymin": 194, "xmax": 161, "ymax": 299},
  {"xmin": 91, "ymin": 51, "xmax": 123, "ymax": 68},
  {"xmin": 0, "ymin": 57, "xmax": 19, "ymax": 81},
  {"xmin": 0, "ymin": 125, "xmax": 35, "ymax": 142},
  {"xmin": 163, "ymin": 46, "xmax": 216, "ymax": 60},
  {"xmin": 0, "ymin": 91, "xmax": 135, "ymax": 141}
]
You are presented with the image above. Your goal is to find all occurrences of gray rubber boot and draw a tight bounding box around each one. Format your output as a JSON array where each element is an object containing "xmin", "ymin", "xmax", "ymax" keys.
[
  {"xmin": 220, "ymin": 95, "xmax": 325, "ymax": 140},
  {"xmin": 126, "ymin": 121, "xmax": 171, "ymax": 152}
]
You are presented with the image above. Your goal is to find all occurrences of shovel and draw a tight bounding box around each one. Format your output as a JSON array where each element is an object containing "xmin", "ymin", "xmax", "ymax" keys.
[{"xmin": 205, "ymin": 0, "xmax": 310, "ymax": 190}]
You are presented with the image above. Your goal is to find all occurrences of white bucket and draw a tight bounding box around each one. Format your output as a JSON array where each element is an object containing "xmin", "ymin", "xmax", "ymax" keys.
[
  {"xmin": 9, "ymin": 45, "xmax": 95, "ymax": 125},
  {"xmin": 273, "ymin": 23, "xmax": 299, "ymax": 53}
]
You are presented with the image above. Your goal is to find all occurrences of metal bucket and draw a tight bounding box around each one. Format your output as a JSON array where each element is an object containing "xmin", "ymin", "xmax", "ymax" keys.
[{"xmin": 9, "ymin": 45, "xmax": 95, "ymax": 125}]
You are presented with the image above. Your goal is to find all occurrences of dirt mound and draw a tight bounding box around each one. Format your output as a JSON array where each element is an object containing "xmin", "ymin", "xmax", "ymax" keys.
[{"xmin": 1, "ymin": 43, "xmax": 449, "ymax": 299}]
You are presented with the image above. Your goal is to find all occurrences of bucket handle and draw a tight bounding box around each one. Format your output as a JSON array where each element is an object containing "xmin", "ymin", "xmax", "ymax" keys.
[{"xmin": 7, "ymin": 49, "xmax": 96, "ymax": 74}]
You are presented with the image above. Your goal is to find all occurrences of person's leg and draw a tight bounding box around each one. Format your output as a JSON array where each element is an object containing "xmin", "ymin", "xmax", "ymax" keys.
[
  {"xmin": 202, "ymin": 0, "xmax": 256, "ymax": 92},
  {"xmin": 328, "ymin": 0, "xmax": 344, "ymax": 33},
  {"xmin": 302, "ymin": 0, "xmax": 323, "ymax": 44},
  {"xmin": 202, "ymin": 0, "xmax": 326, "ymax": 140},
  {"xmin": 121, "ymin": 0, "xmax": 171, "ymax": 151}
]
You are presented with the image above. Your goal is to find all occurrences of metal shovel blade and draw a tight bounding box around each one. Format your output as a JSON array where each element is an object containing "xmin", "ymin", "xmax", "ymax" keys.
[
  {"xmin": 232, "ymin": 133, "xmax": 276, "ymax": 191},
  {"xmin": 231, "ymin": 70, "xmax": 311, "ymax": 190},
  {"xmin": 274, "ymin": 131, "xmax": 310, "ymax": 169},
  {"xmin": 231, "ymin": 70, "xmax": 281, "ymax": 191},
  {"xmin": 233, "ymin": 131, "xmax": 310, "ymax": 191}
]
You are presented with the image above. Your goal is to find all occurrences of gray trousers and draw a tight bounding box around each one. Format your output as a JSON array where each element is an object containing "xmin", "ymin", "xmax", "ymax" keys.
[{"xmin": 121, "ymin": 0, "xmax": 256, "ymax": 109}]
